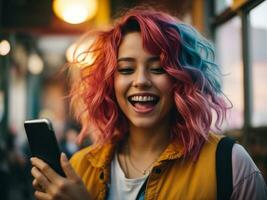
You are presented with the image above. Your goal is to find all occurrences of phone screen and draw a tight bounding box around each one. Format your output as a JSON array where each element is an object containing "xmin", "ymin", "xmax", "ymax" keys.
[{"xmin": 24, "ymin": 119, "xmax": 65, "ymax": 177}]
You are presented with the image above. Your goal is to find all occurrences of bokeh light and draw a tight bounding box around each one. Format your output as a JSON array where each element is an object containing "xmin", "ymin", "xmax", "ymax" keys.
[
  {"xmin": 0, "ymin": 40, "xmax": 11, "ymax": 56},
  {"xmin": 28, "ymin": 53, "xmax": 44, "ymax": 75},
  {"xmin": 53, "ymin": 0, "xmax": 98, "ymax": 24}
]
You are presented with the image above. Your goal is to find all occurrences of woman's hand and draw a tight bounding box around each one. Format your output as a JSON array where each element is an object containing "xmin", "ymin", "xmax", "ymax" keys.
[{"xmin": 31, "ymin": 153, "xmax": 92, "ymax": 200}]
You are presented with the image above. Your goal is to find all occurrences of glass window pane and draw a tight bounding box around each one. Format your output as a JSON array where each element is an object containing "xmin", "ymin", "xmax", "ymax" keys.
[
  {"xmin": 215, "ymin": 0, "xmax": 233, "ymax": 14},
  {"xmin": 250, "ymin": 1, "xmax": 267, "ymax": 127},
  {"xmin": 215, "ymin": 17, "xmax": 243, "ymax": 130}
]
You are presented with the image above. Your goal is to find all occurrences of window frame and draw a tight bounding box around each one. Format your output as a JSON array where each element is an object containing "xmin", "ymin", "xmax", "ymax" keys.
[{"xmin": 208, "ymin": 0, "xmax": 267, "ymax": 146}]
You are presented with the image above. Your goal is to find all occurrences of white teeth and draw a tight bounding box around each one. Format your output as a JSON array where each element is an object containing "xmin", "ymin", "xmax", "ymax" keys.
[
  {"xmin": 130, "ymin": 95, "xmax": 156, "ymax": 102},
  {"xmin": 144, "ymin": 96, "xmax": 148, "ymax": 101}
]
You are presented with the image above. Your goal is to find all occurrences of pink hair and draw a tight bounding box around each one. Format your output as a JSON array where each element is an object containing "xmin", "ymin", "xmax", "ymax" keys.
[{"xmin": 70, "ymin": 7, "xmax": 228, "ymax": 159}]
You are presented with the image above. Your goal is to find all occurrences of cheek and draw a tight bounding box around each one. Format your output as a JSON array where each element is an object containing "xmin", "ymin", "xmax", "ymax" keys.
[
  {"xmin": 155, "ymin": 77, "xmax": 175, "ymax": 109},
  {"xmin": 155, "ymin": 77, "xmax": 174, "ymax": 95},
  {"xmin": 114, "ymin": 76, "xmax": 129, "ymax": 102}
]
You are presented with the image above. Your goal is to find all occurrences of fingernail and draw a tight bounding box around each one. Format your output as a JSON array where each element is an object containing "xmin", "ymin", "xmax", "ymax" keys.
[
  {"xmin": 30, "ymin": 157, "xmax": 34, "ymax": 163},
  {"xmin": 61, "ymin": 153, "xmax": 68, "ymax": 161}
]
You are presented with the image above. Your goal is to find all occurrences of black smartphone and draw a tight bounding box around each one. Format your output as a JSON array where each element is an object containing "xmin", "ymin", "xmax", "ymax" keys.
[{"xmin": 24, "ymin": 118, "xmax": 65, "ymax": 177}]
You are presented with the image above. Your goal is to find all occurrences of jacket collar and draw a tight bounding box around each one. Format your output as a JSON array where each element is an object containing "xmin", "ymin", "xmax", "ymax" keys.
[
  {"xmin": 85, "ymin": 139, "xmax": 184, "ymax": 168},
  {"xmin": 86, "ymin": 141, "xmax": 116, "ymax": 168},
  {"xmin": 157, "ymin": 141, "xmax": 184, "ymax": 162}
]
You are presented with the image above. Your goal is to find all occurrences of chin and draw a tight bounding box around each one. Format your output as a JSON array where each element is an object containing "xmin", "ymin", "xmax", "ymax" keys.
[{"xmin": 130, "ymin": 118, "xmax": 159, "ymax": 129}]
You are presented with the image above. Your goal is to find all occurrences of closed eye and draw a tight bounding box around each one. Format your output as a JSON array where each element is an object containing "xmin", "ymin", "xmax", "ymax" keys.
[
  {"xmin": 117, "ymin": 68, "xmax": 134, "ymax": 74},
  {"xmin": 150, "ymin": 67, "xmax": 166, "ymax": 74}
]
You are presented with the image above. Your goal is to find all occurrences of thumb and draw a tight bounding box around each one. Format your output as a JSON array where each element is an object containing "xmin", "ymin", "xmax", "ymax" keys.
[{"xmin": 60, "ymin": 153, "xmax": 80, "ymax": 181}]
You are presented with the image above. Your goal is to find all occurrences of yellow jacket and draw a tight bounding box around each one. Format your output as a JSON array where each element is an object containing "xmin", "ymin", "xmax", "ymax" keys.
[{"xmin": 70, "ymin": 133, "xmax": 222, "ymax": 200}]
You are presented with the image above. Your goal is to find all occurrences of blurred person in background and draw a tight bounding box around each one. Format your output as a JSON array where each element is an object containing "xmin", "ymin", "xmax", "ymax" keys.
[
  {"xmin": 60, "ymin": 124, "xmax": 80, "ymax": 159},
  {"xmin": 0, "ymin": 127, "xmax": 33, "ymax": 200},
  {"xmin": 30, "ymin": 7, "xmax": 267, "ymax": 200},
  {"xmin": 0, "ymin": 140, "xmax": 9, "ymax": 200}
]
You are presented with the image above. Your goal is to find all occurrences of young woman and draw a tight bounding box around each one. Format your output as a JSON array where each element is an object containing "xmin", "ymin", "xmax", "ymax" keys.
[{"xmin": 30, "ymin": 7, "xmax": 267, "ymax": 200}]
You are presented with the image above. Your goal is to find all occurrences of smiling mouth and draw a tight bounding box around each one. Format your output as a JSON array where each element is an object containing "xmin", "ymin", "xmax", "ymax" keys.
[{"xmin": 128, "ymin": 95, "xmax": 159, "ymax": 112}]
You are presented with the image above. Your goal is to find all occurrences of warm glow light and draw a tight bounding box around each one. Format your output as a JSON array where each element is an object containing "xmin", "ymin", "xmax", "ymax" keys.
[
  {"xmin": 0, "ymin": 40, "xmax": 11, "ymax": 56},
  {"xmin": 53, "ymin": 0, "xmax": 98, "ymax": 24},
  {"xmin": 28, "ymin": 54, "xmax": 44, "ymax": 75}
]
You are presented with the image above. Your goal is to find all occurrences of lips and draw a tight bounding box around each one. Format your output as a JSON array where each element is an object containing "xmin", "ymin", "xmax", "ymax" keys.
[{"xmin": 128, "ymin": 93, "xmax": 159, "ymax": 113}]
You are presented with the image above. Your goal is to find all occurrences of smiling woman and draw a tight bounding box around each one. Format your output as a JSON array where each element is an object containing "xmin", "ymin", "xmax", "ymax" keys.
[
  {"xmin": 30, "ymin": 6, "xmax": 267, "ymax": 200},
  {"xmin": 114, "ymin": 32, "xmax": 174, "ymax": 133}
]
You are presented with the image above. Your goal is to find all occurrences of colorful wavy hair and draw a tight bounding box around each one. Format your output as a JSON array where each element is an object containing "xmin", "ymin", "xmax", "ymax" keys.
[{"xmin": 70, "ymin": 7, "xmax": 229, "ymax": 158}]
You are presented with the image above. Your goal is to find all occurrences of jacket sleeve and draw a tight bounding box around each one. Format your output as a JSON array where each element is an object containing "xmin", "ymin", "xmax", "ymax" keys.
[{"xmin": 230, "ymin": 144, "xmax": 267, "ymax": 200}]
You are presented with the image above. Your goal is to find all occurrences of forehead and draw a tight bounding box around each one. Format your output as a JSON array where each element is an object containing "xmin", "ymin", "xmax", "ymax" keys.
[
  {"xmin": 118, "ymin": 32, "xmax": 142, "ymax": 55},
  {"xmin": 118, "ymin": 32, "xmax": 151, "ymax": 59}
]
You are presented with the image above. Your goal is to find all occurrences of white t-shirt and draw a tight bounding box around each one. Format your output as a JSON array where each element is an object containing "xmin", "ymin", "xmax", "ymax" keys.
[{"xmin": 107, "ymin": 152, "xmax": 148, "ymax": 200}]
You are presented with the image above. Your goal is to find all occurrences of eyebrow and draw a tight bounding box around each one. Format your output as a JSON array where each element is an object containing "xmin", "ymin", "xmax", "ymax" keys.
[
  {"xmin": 117, "ymin": 57, "xmax": 135, "ymax": 62},
  {"xmin": 117, "ymin": 56, "xmax": 160, "ymax": 63},
  {"xmin": 147, "ymin": 56, "xmax": 160, "ymax": 62}
]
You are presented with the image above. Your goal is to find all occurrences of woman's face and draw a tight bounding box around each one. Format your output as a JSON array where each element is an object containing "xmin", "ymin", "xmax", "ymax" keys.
[{"xmin": 114, "ymin": 32, "xmax": 174, "ymax": 130}]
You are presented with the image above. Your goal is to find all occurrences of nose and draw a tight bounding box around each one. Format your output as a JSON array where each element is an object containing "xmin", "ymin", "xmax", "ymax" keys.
[{"xmin": 132, "ymin": 68, "xmax": 152, "ymax": 88}]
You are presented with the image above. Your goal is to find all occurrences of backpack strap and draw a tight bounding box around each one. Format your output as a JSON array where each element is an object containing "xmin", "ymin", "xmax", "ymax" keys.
[{"xmin": 216, "ymin": 137, "xmax": 235, "ymax": 200}]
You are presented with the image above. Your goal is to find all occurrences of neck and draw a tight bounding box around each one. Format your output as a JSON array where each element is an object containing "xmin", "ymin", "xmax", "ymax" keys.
[
  {"xmin": 118, "ymin": 123, "xmax": 171, "ymax": 178},
  {"xmin": 127, "ymin": 123, "xmax": 171, "ymax": 155}
]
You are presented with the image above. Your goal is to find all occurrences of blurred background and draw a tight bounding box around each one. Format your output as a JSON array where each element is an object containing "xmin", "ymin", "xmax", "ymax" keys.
[{"xmin": 0, "ymin": 0, "xmax": 266, "ymax": 199}]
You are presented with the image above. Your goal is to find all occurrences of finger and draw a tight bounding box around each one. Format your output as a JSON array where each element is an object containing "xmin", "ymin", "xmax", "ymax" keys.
[
  {"xmin": 31, "ymin": 167, "xmax": 50, "ymax": 192},
  {"xmin": 32, "ymin": 179, "xmax": 43, "ymax": 192},
  {"xmin": 31, "ymin": 157, "xmax": 63, "ymax": 183},
  {"xmin": 60, "ymin": 153, "xmax": 81, "ymax": 182},
  {"xmin": 34, "ymin": 190, "xmax": 51, "ymax": 200}
]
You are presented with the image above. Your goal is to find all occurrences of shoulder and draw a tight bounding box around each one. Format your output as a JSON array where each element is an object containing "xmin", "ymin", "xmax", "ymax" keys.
[
  {"xmin": 232, "ymin": 143, "xmax": 262, "ymax": 184},
  {"xmin": 232, "ymin": 144, "xmax": 259, "ymax": 175},
  {"xmin": 70, "ymin": 141, "xmax": 116, "ymax": 173},
  {"xmin": 208, "ymin": 133, "xmax": 223, "ymax": 143},
  {"xmin": 70, "ymin": 146, "xmax": 95, "ymax": 172},
  {"xmin": 201, "ymin": 133, "xmax": 223, "ymax": 151},
  {"xmin": 194, "ymin": 133, "xmax": 223, "ymax": 165},
  {"xmin": 70, "ymin": 146, "xmax": 93, "ymax": 164},
  {"xmin": 231, "ymin": 144, "xmax": 267, "ymax": 199}
]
